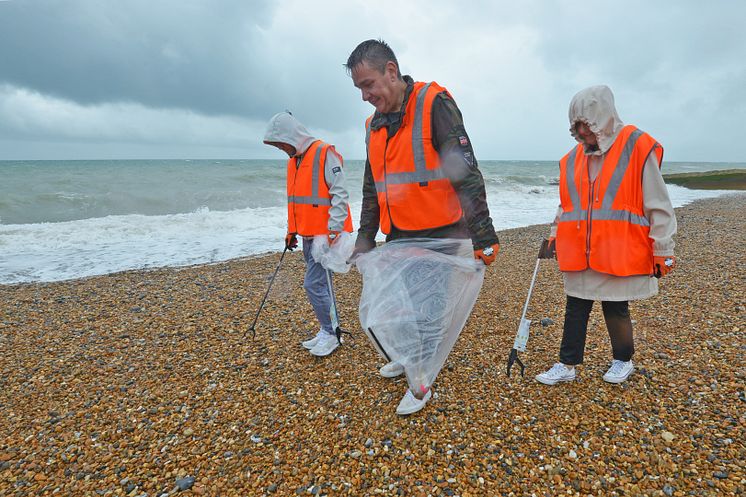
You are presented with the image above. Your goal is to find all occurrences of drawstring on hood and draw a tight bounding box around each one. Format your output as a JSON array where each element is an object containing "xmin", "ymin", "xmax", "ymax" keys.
[
  {"xmin": 568, "ymin": 85, "xmax": 625, "ymax": 155},
  {"xmin": 263, "ymin": 111, "xmax": 317, "ymax": 157}
]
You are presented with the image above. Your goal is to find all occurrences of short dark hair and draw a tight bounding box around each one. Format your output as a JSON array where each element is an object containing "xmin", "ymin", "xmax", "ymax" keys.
[{"xmin": 345, "ymin": 39, "xmax": 402, "ymax": 79}]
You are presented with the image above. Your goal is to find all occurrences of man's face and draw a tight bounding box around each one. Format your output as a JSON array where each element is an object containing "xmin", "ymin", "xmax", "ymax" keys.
[
  {"xmin": 575, "ymin": 122, "xmax": 598, "ymax": 147},
  {"xmin": 351, "ymin": 60, "xmax": 401, "ymax": 114},
  {"xmin": 265, "ymin": 141, "xmax": 296, "ymax": 158}
]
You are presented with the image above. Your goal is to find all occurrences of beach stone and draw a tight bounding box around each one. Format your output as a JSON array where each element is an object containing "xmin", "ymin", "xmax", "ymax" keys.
[
  {"xmin": 540, "ymin": 318, "xmax": 554, "ymax": 327},
  {"xmin": 175, "ymin": 476, "xmax": 195, "ymax": 491},
  {"xmin": 0, "ymin": 195, "xmax": 743, "ymax": 497}
]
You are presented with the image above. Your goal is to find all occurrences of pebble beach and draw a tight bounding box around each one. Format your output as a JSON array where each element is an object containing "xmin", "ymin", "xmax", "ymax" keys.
[{"xmin": 1, "ymin": 194, "xmax": 744, "ymax": 497}]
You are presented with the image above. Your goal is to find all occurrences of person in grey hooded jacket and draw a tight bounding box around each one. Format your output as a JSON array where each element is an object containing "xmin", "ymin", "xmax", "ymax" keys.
[
  {"xmin": 536, "ymin": 85, "xmax": 677, "ymax": 386},
  {"xmin": 263, "ymin": 111, "xmax": 353, "ymax": 357}
]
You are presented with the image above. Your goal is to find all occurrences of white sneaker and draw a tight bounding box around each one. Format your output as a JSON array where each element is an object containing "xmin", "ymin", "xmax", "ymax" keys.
[
  {"xmin": 379, "ymin": 361, "xmax": 405, "ymax": 378},
  {"xmin": 301, "ymin": 329, "xmax": 325, "ymax": 350},
  {"xmin": 396, "ymin": 388, "xmax": 432, "ymax": 416},
  {"xmin": 603, "ymin": 360, "xmax": 634, "ymax": 384},
  {"xmin": 309, "ymin": 332, "xmax": 339, "ymax": 357},
  {"xmin": 535, "ymin": 363, "xmax": 576, "ymax": 385}
]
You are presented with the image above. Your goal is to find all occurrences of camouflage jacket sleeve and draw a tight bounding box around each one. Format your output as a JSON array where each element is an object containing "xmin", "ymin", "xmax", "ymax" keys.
[
  {"xmin": 355, "ymin": 157, "xmax": 379, "ymax": 251},
  {"xmin": 432, "ymin": 93, "xmax": 499, "ymax": 249}
]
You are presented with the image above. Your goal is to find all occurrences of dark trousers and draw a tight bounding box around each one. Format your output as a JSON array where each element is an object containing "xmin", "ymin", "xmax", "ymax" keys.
[{"xmin": 559, "ymin": 296, "xmax": 634, "ymax": 365}]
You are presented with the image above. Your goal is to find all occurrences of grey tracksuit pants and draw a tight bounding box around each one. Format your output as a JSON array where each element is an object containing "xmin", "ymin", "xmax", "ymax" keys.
[{"xmin": 302, "ymin": 237, "xmax": 334, "ymax": 334}]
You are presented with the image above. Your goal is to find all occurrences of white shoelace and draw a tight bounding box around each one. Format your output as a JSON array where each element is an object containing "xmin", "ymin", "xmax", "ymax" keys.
[
  {"xmin": 608, "ymin": 360, "xmax": 628, "ymax": 375},
  {"xmin": 548, "ymin": 363, "xmax": 569, "ymax": 377}
]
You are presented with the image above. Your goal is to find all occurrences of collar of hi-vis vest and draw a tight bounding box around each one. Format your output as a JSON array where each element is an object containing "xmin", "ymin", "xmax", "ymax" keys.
[
  {"xmin": 288, "ymin": 141, "xmax": 331, "ymax": 206},
  {"xmin": 366, "ymin": 81, "xmax": 447, "ymax": 194},
  {"xmin": 559, "ymin": 127, "xmax": 651, "ymax": 227}
]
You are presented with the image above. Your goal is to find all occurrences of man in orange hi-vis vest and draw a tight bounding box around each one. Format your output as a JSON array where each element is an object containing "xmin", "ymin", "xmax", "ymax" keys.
[
  {"xmin": 536, "ymin": 85, "xmax": 677, "ymax": 387},
  {"xmin": 263, "ymin": 111, "xmax": 354, "ymax": 357},
  {"xmin": 345, "ymin": 39, "xmax": 499, "ymax": 415}
]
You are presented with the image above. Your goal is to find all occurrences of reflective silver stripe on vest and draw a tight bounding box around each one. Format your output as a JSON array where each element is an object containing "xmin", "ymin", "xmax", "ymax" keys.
[
  {"xmin": 365, "ymin": 120, "xmax": 371, "ymax": 147},
  {"xmin": 411, "ymin": 82, "xmax": 431, "ymax": 174},
  {"xmin": 592, "ymin": 209, "xmax": 649, "ymax": 226},
  {"xmin": 373, "ymin": 83, "xmax": 446, "ymax": 193},
  {"xmin": 288, "ymin": 143, "xmax": 331, "ymax": 206},
  {"xmin": 374, "ymin": 168, "xmax": 445, "ymax": 191},
  {"xmin": 601, "ymin": 129, "xmax": 643, "ymax": 211},
  {"xmin": 288, "ymin": 196, "xmax": 331, "ymax": 206},
  {"xmin": 559, "ymin": 146, "xmax": 587, "ymax": 222},
  {"xmin": 559, "ymin": 210, "xmax": 587, "ymax": 222},
  {"xmin": 311, "ymin": 144, "xmax": 322, "ymax": 199},
  {"xmin": 558, "ymin": 129, "xmax": 650, "ymax": 227}
]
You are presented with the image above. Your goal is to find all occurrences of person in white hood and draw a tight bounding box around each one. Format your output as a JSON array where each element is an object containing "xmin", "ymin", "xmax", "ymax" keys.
[
  {"xmin": 536, "ymin": 85, "xmax": 677, "ymax": 386},
  {"xmin": 263, "ymin": 111, "xmax": 354, "ymax": 357}
]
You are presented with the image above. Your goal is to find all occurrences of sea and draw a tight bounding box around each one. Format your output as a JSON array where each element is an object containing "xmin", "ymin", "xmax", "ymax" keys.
[{"xmin": 1, "ymin": 159, "xmax": 743, "ymax": 284}]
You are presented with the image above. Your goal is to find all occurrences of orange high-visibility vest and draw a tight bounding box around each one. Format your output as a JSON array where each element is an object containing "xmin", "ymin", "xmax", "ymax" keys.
[
  {"xmin": 556, "ymin": 125, "xmax": 664, "ymax": 276},
  {"xmin": 365, "ymin": 81, "xmax": 463, "ymax": 234},
  {"xmin": 287, "ymin": 140, "xmax": 353, "ymax": 236}
]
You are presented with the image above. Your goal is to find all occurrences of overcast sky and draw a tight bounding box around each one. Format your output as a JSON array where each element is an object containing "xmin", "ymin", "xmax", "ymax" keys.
[{"xmin": 1, "ymin": 0, "xmax": 745, "ymax": 161}]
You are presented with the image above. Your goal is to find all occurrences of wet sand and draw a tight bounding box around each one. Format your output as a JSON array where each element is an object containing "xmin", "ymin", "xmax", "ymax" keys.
[{"xmin": 1, "ymin": 194, "xmax": 744, "ymax": 496}]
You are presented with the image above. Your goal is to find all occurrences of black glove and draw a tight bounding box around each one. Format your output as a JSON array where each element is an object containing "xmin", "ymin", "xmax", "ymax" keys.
[
  {"xmin": 284, "ymin": 233, "xmax": 298, "ymax": 251},
  {"xmin": 538, "ymin": 237, "xmax": 556, "ymax": 259}
]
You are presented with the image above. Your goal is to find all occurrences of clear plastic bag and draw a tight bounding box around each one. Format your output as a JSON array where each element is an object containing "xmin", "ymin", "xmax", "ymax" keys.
[
  {"xmin": 355, "ymin": 238, "xmax": 485, "ymax": 394},
  {"xmin": 310, "ymin": 232, "xmax": 355, "ymax": 273}
]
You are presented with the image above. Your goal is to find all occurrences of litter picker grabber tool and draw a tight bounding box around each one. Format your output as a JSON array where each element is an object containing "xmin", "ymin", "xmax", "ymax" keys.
[
  {"xmin": 245, "ymin": 247, "xmax": 288, "ymax": 340},
  {"xmin": 325, "ymin": 269, "xmax": 351, "ymax": 343},
  {"xmin": 507, "ymin": 239, "xmax": 552, "ymax": 376}
]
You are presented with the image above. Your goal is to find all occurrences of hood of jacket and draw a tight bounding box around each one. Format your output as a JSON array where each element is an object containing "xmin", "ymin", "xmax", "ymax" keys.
[
  {"xmin": 263, "ymin": 111, "xmax": 316, "ymax": 156},
  {"xmin": 568, "ymin": 85, "xmax": 624, "ymax": 155}
]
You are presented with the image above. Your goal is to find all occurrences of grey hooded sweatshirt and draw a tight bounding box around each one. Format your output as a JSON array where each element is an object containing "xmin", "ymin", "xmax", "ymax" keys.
[
  {"xmin": 264, "ymin": 112, "xmax": 350, "ymax": 233},
  {"xmin": 551, "ymin": 85, "xmax": 677, "ymax": 301}
]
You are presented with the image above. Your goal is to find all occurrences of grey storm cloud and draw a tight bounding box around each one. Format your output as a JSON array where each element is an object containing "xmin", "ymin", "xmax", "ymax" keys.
[
  {"xmin": 0, "ymin": 0, "xmax": 745, "ymax": 161},
  {"xmin": 0, "ymin": 0, "xmax": 281, "ymax": 118}
]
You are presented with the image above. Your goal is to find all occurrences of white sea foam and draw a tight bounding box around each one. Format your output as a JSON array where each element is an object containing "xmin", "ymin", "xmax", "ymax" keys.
[
  {"xmin": 0, "ymin": 205, "xmax": 289, "ymax": 283},
  {"xmin": 0, "ymin": 158, "xmax": 741, "ymax": 284}
]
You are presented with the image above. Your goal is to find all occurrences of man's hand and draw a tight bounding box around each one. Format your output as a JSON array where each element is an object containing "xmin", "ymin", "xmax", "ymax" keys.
[
  {"xmin": 653, "ymin": 256, "xmax": 676, "ymax": 278},
  {"xmin": 474, "ymin": 243, "xmax": 500, "ymax": 266},
  {"xmin": 348, "ymin": 244, "xmax": 373, "ymax": 263},
  {"xmin": 284, "ymin": 233, "xmax": 298, "ymax": 251},
  {"xmin": 538, "ymin": 237, "xmax": 556, "ymax": 259},
  {"xmin": 327, "ymin": 230, "xmax": 341, "ymax": 246},
  {"xmin": 347, "ymin": 235, "xmax": 375, "ymax": 263}
]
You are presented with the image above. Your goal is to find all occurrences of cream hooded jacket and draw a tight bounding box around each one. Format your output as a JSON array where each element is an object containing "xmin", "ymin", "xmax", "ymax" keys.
[
  {"xmin": 264, "ymin": 112, "xmax": 350, "ymax": 233},
  {"xmin": 552, "ymin": 85, "xmax": 677, "ymax": 301}
]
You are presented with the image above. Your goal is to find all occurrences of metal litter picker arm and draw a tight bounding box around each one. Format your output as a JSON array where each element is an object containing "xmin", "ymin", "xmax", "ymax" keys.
[
  {"xmin": 507, "ymin": 257, "xmax": 541, "ymax": 377},
  {"xmin": 325, "ymin": 269, "xmax": 350, "ymax": 343},
  {"xmin": 244, "ymin": 247, "xmax": 288, "ymax": 340}
]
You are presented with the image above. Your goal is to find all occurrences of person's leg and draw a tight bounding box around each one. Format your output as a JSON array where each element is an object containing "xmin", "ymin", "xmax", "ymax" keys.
[
  {"xmin": 559, "ymin": 296, "xmax": 594, "ymax": 365},
  {"xmin": 302, "ymin": 238, "xmax": 333, "ymax": 334},
  {"xmin": 601, "ymin": 300, "xmax": 634, "ymax": 361}
]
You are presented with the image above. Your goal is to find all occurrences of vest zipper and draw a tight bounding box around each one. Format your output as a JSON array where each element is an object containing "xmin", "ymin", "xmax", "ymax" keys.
[
  {"xmin": 585, "ymin": 168, "xmax": 595, "ymax": 263},
  {"xmin": 383, "ymin": 135, "xmax": 394, "ymax": 227},
  {"xmin": 291, "ymin": 155, "xmax": 301, "ymax": 232}
]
